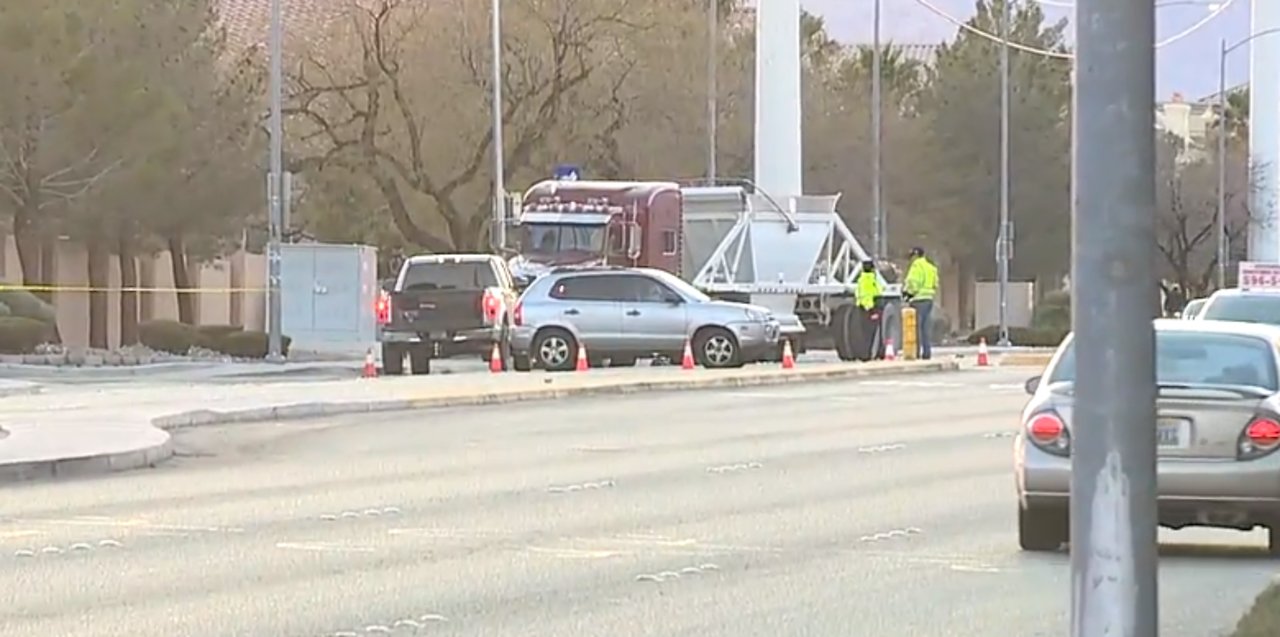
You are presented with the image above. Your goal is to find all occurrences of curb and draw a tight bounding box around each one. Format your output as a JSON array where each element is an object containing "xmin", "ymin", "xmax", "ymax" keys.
[
  {"xmin": 0, "ymin": 438, "xmax": 173, "ymax": 483},
  {"xmin": 154, "ymin": 360, "xmax": 959, "ymax": 430},
  {"xmin": 1000, "ymin": 353, "xmax": 1054, "ymax": 367}
]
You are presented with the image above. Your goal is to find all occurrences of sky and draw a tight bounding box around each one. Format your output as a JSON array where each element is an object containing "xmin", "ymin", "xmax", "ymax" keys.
[{"xmin": 802, "ymin": 0, "xmax": 1252, "ymax": 100}]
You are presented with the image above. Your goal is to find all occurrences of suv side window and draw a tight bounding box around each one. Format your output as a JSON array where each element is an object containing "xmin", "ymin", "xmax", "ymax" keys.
[
  {"xmin": 619, "ymin": 275, "xmax": 677, "ymax": 303},
  {"xmin": 549, "ymin": 275, "xmax": 628, "ymax": 301}
]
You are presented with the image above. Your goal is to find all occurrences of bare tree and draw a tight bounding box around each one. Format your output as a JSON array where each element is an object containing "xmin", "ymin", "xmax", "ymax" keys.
[
  {"xmin": 286, "ymin": 0, "xmax": 648, "ymax": 252},
  {"xmin": 1155, "ymin": 131, "xmax": 1252, "ymax": 296}
]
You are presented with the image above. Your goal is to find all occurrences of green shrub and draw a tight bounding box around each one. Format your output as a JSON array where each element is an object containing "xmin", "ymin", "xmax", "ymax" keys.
[
  {"xmin": 966, "ymin": 324, "xmax": 1066, "ymax": 348},
  {"xmin": 139, "ymin": 319, "xmax": 198, "ymax": 354},
  {"xmin": 0, "ymin": 289, "xmax": 56, "ymax": 324},
  {"xmin": 0, "ymin": 316, "xmax": 51, "ymax": 354},
  {"xmin": 210, "ymin": 330, "xmax": 292, "ymax": 359},
  {"xmin": 1231, "ymin": 583, "xmax": 1280, "ymax": 636},
  {"xmin": 194, "ymin": 324, "xmax": 244, "ymax": 350},
  {"xmin": 1033, "ymin": 290, "xmax": 1071, "ymax": 335}
]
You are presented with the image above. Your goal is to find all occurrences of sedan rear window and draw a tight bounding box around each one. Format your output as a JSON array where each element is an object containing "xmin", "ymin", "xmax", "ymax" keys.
[
  {"xmin": 1048, "ymin": 331, "xmax": 1279, "ymax": 391},
  {"xmin": 1200, "ymin": 294, "xmax": 1280, "ymax": 325}
]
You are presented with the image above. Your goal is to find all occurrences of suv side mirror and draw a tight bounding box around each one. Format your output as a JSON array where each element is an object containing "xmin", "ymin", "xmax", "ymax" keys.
[{"xmin": 1024, "ymin": 375, "xmax": 1041, "ymax": 395}]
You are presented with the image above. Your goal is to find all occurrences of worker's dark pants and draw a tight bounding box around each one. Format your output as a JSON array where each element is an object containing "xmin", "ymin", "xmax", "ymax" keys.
[
  {"xmin": 857, "ymin": 304, "xmax": 882, "ymax": 360},
  {"xmin": 910, "ymin": 299, "xmax": 933, "ymax": 360}
]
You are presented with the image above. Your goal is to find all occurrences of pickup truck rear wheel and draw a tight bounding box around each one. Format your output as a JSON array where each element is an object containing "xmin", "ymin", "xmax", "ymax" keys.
[
  {"xmin": 534, "ymin": 328, "xmax": 577, "ymax": 372},
  {"xmin": 381, "ymin": 344, "xmax": 405, "ymax": 376},
  {"xmin": 409, "ymin": 346, "xmax": 431, "ymax": 375}
]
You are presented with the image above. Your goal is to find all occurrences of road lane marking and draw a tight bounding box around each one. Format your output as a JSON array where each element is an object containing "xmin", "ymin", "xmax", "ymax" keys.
[
  {"xmin": 525, "ymin": 546, "xmax": 623, "ymax": 559},
  {"xmin": 275, "ymin": 541, "xmax": 375, "ymax": 553}
]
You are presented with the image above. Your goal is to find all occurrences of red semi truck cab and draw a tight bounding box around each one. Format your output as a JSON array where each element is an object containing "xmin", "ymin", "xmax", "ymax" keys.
[{"xmin": 507, "ymin": 180, "xmax": 682, "ymax": 283}]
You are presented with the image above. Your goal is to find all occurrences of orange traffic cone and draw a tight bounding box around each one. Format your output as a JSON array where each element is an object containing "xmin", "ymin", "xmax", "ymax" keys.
[
  {"xmin": 489, "ymin": 342, "xmax": 504, "ymax": 373},
  {"xmin": 883, "ymin": 339, "xmax": 896, "ymax": 361},
  {"xmin": 575, "ymin": 342, "xmax": 589, "ymax": 372},
  {"xmin": 363, "ymin": 348, "xmax": 378, "ymax": 378},
  {"xmin": 781, "ymin": 339, "xmax": 795, "ymax": 369},
  {"xmin": 976, "ymin": 337, "xmax": 990, "ymax": 367},
  {"xmin": 681, "ymin": 340, "xmax": 695, "ymax": 370}
]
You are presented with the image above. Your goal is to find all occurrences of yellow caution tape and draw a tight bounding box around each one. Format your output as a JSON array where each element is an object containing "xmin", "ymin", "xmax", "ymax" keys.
[{"xmin": 0, "ymin": 284, "xmax": 269, "ymax": 293}]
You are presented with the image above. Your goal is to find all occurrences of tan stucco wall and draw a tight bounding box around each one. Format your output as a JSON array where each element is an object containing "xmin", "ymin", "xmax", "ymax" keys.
[{"xmin": 1, "ymin": 234, "xmax": 266, "ymax": 349}]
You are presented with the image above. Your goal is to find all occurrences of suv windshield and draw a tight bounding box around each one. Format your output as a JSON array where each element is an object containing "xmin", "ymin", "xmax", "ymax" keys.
[
  {"xmin": 521, "ymin": 224, "xmax": 606, "ymax": 255},
  {"xmin": 400, "ymin": 261, "xmax": 497, "ymax": 291},
  {"xmin": 1200, "ymin": 293, "xmax": 1280, "ymax": 325},
  {"xmin": 651, "ymin": 271, "xmax": 711, "ymax": 302},
  {"xmin": 1048, "ymin": 331, "xmax": 1279, "ymax": 391}
]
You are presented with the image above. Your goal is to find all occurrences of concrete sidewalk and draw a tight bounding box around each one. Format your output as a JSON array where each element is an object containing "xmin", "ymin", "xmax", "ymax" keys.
[{"xmin": 0, "ymin": 359, "xmax": 957, "ymax": 483}]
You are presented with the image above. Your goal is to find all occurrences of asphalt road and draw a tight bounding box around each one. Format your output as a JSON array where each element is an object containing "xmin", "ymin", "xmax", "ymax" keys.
[{"xmin": 1, "ymin": 368, "xmax": 1274, "ymax": 636}]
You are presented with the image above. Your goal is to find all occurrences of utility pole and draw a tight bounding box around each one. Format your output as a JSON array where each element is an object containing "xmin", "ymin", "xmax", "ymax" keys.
[
  {"xmin": 491, "ymin": 0, "xmax": 507, "ymax": 250},
  {"xmin": 706, "ymin": 0, "xmax": 718, "ymax": 184},
  {"xmin": 266, "ymin": 0, "xmax": 284, "ymax": 363},
  {"xmin": 871, "ymin": 0, "xmax": 884, "ymax": 259},
  {"xmin": 996, "ymin": 0, "xmax": 1012, "ymax": 348},
  {"xmin": 1072, "ymin": 0, "xmax": 1158, "ymax": 634}
]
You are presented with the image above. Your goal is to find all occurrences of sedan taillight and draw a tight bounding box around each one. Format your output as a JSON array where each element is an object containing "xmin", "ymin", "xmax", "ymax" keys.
[
  {"xmin": 1026, "ymin": 411, "xmax": 1070, "ymax": 456},
  {"xmin": 1238, "ymin": 416, "xmax": 1280, "ymax": 460}
]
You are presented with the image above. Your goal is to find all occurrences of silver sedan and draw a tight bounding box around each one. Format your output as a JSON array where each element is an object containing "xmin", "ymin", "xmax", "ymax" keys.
[{"xmin": 1015, "ymin": 319, "xmax": 1280, "ymax": 553}]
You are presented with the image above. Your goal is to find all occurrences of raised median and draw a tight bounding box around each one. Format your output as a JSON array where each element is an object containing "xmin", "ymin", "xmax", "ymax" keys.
[{"xmin": 0, "ymin": 359, "xmax": 957, "ymax": 483}]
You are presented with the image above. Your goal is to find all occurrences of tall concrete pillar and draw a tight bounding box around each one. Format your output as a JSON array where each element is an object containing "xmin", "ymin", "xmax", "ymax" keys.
[
  {"xmin": 1249, "ymin": 0, "xmax": 1280, "ymax": 262},
  {"xmin": 754, "ymin": 0, "xmax": 803, "ymax": 198}
]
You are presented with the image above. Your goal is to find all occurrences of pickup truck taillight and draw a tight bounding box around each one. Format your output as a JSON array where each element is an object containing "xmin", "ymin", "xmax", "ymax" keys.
[
  {"xmin": 513, "ymin": 301, "xmax": 524, "ymax": 326},
  {"xmin": 481, "ymin": 288, "xmax": 501, "ymax": 323},
  {"xmin": 375, "ymin": 291, "xmax": 391, "ymax": 325}
]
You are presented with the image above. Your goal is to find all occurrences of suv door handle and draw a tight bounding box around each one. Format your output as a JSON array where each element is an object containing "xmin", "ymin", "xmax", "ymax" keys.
[
  {"xmin": 626, "ymin": 310, "xmax": 641, "ymax": 316},
  {"xmin": 564, "ymin": 309, "xmax": 580, "ymax": 316}
]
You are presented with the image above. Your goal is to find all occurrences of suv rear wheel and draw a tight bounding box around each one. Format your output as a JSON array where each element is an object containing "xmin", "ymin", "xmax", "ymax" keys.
[
  {"xmin": 1018, "ymin": 503, "xmax": 1068, "ymax": 552},
  {"xmin": 534, "ymin": 328, "xmax": 577, "ymax": 372}
]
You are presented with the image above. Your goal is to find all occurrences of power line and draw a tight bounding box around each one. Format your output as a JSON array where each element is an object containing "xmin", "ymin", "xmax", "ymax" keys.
[{"xmin": 909, "ymin": 0, "xmax": 1236, "ymax": 61}]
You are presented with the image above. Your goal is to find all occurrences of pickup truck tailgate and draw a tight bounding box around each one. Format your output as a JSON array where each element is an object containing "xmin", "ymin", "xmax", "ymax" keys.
[{"xmin": 390, "ymin": 289, "xmax": 486, "ymax": 333}]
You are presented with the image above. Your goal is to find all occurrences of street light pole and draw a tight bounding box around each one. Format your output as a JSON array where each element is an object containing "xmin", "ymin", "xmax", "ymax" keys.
[
  {"xmin": 996, "ymin": 0, "xmax": 1011, "ymax": 348},
  {"xmin": 1216, "ymin": 27, "xmax": 1280, "ymax": 289},
  {"xmin": 707, "ymin": 0, "xmax": 718, "ymax": 184},
  {"xmin": 1217, "ymin": 37, "xmax": 1229, "ymax": 290},
  {"xmin": 266, "ymin": 0, "xmax": 284, "ymax": 362},
  {"xmin": 491, "ymin": 0, "xmax": 506, "ymax": 247},
  {"xmin": 871, "ymin": 0, "xmax": 884, "ymax": 259},
  {"xmin": 1072, "ymin": 0, "xmax": 1158, "ymax": 632}
]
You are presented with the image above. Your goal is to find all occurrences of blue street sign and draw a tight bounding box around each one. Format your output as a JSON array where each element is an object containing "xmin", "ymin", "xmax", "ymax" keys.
[{"xmin": 553, "ymin": 164, "xmax": 581, "ymax": 181}]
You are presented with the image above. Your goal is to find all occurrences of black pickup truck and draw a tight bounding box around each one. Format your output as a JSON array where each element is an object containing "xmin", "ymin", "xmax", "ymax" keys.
[{"xmin": 375, "ymin": 254, "xmax": 518, "ymax": 374}]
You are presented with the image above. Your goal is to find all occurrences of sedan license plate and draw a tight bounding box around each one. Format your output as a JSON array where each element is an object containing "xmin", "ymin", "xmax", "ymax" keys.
[{"xmin": 1156, "ymin": 417, "xmax": 1191, "ymax": 448}]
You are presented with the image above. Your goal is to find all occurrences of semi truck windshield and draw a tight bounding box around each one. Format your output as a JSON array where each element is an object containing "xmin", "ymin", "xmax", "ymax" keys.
[{"xmin": 523, "ymin": 224, "xmax": 606, "ymax": 254}]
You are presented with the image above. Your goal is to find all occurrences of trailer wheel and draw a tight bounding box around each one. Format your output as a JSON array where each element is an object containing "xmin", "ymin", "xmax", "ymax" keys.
[
  {"xmin": 381, "ymin": 343, "xmax": 405, "ymax": 375},
  {"xmin": 832, "ymin": 305, "xmax": 858, "ymax": 361}
]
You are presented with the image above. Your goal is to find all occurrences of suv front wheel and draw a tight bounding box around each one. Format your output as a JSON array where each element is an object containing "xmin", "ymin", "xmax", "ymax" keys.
[{"xmin": 694, "ymin": 327, "xmax": 742, "ymax": 369}]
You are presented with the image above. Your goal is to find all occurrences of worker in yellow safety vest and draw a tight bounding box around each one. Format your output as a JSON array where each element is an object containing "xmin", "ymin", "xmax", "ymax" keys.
[
  {"xmin": 903, "ymin": 247, "xmax": 939, "ymax": 360},
  {"xmin": 855, "ymin": 260, "xmax": 884, "ymax": 359}
]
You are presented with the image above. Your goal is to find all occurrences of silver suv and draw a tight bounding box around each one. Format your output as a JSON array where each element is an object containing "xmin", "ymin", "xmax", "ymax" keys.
[{"xmin": 511, "ymin": 267, "xmax": 781, "ymax": 371}]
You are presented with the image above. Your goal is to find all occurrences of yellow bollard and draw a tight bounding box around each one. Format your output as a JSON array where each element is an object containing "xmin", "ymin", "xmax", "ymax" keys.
[{"xmin": 901, "ymin": 306, "xmax": 918, "ymax": 361}]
